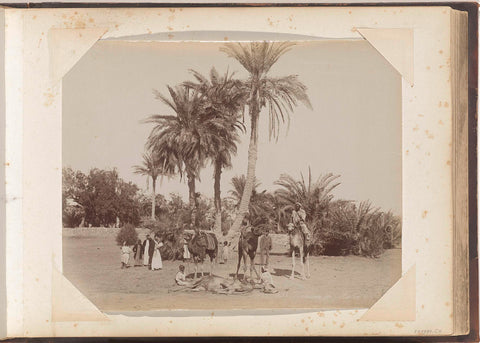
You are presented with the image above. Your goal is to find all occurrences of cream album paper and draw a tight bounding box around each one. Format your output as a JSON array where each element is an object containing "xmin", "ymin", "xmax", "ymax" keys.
[{"xmin": 4, "ymin": 6, "xmax": 459, "ymax": 337}]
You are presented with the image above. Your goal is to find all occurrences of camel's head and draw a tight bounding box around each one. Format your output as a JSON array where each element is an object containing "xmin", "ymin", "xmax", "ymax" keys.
[{"xmin": 251, "ymin": 226, "xmax": 263, "ymax": 236}]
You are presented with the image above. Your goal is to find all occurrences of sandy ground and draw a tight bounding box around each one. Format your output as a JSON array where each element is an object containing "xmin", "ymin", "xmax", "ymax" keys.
[{"xmin": 63, "ymin": 228, "xmax": 401, "ymax": 312}]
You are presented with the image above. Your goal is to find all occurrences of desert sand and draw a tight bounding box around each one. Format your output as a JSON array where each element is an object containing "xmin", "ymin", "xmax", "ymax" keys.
[{"xmin": 63, "ymin": 228, "xmax": 401, "ymax": 312}]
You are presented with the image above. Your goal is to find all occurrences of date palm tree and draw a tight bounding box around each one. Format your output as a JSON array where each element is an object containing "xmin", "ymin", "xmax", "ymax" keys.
[
  {"xmin": 133, "ymin": 151, "xmax": 169, "ymax": 220},
  {"xmin": 184, "ymin": 67, "xmax": 247, "ymax": 233},
  {"xmin": 145, "ymin": 85, "xmax": 241, "ymax": 225},
  {"xmin": 220, "ymin": 42, "xmax": 312, "ymax": 234},
  {"xmin": 274, "ymin": 168, "xmax": 341, "ymax": 231},
  {"xmin": 144, "ymin": 86, "xmax": 207, "ymax": 219}
]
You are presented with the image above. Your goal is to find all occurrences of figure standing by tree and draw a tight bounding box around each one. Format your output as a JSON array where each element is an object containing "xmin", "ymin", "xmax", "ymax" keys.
[{"xmin": 259, "ymin": 230, "xmax": 272, "ymax": 268}]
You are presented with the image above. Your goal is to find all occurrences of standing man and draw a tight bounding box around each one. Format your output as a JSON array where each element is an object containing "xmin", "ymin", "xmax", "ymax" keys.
[
  {"xmin": 292, "ymin": 202, "xmax": 311, "ymax": 241},
  {"xmin": 143, "ymin": 234, "xmax": 155, "ymax": 268},
  {"xmin": 142, "ymin": 234, "xmax": 150, "ymax": 266},
  {"xmin": 259, "ymin": 230, "xmax": 272, "ymax": 268}
]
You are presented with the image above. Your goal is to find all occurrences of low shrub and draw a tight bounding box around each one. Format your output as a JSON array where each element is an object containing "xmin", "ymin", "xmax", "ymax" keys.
[{"xmin": 115, "ymin": 223, "xmax": 138, "ymax": 246}]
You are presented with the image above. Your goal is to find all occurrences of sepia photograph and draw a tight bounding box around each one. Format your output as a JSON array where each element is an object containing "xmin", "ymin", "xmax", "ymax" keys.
[{"xmin": 62, "ymin": 39, "xmax": 402, "ymax": 312}]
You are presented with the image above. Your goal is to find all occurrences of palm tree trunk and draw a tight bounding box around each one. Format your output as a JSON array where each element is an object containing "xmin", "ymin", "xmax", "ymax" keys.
[
  {"xmin": 151, "ymin": 176, "xmax": 157, "ymax": 220},
  {"xmin": 213, "ymin": 158, "xmax": 222, "ymax": 233},
  {"xmin": 229, "ymin": 89, "xmax": 260, "ymax": 233},
  {"xmin": 187, "ymin": 171, "xmax": 197, "ymax": 224},
  {"xmin": 187, "ymin": 173, "xmax": 196, "ymax": 207}
]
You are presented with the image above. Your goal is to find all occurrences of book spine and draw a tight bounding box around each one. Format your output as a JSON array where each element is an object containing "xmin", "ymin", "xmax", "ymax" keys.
[{"xmin": 451, "ymin": 9, "xmax": 469, "ymax": 336}]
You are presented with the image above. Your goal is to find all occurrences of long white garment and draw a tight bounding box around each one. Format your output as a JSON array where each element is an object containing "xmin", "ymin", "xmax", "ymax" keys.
[
  {"xmin": 151, "ymin": 242, "xmax": 163, "ymax": 270},
  {"xmin": 143, "ymin": 240, "xmax": 150, "ymax": 265},
  {"xmin": 183, "ymin": 239, "xmax": 191, "ymax": 259},
  {"xmin": 121, "ymin": 246, "xmax": 130, "ymax": 264}
]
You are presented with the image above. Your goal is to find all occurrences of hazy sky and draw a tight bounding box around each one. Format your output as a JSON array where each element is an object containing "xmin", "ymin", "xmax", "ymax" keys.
[{"xmin": 63, "ymin": 40, "xmax": 402, "ymax": 214}]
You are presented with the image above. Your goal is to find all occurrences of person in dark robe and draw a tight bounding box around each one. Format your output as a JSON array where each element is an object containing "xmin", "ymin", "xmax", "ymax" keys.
[
  {"xmin": 147, "ymin": 235, "xmax": 155, "ymax": 267},
  {"xmin": 142, "ymin": 234, "xmax": 156, "ymax": 267},
  {"xmin": 133, "ymin": 239, "xmax": 143, "ymax": 266}
]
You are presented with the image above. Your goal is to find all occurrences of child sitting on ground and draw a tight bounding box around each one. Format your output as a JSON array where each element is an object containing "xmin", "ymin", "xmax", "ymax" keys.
[
  {"xmin": 175, "ymin": 265, "xmax": 193, "ymax": 286},
  {"xmin": 260, "ymin": 266, "xmax": 278, "ymax": 294}
]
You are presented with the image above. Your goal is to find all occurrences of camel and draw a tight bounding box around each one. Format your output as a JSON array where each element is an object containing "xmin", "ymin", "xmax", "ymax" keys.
[
  {"xmin": 235, "ymin": 225, "xmax": 263, "ymax": 280},
  {"xmin": 169, "ymin": 275, "xmax": 256, "ymax": 294},
  {"xmin": 287, "ymin": 222, "xmax": 311, "ymax": 280},
  {"xmin": 187, "ymin": 231, "xmax": 218, "ymax": 279}
]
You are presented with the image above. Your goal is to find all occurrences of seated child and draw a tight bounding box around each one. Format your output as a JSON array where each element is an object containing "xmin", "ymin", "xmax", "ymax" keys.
[
  {"xmin": 260, "ymin": 266, "xmax": 278, "ymax": 294},
  {"xmin": 175, "ymin": 265, "xmax": 192, "ymax": 286}
]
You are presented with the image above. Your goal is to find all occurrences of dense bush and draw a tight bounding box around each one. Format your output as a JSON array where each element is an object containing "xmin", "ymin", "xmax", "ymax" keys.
[
  {"xmin": 115, "ymin": 223, "xmax": 138, "ymax": 246},
  {"xmin": 311, "ymin": 201, "xmax": 401, "ymax": 257}
]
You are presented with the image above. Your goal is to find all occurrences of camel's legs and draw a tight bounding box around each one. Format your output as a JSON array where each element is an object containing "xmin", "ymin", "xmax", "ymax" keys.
[
  {"xmin": 306, "ymin": 253, "xmax": 311, "ymax": 278},
  {"xmin": 290, "ymin": 250, "xmax": 295, "ymax": 280},
  {"xmin": 210, "ymin": 255, "xmax": 215, "ymax": 276},
  {"xmin": 242, "ymin": 257, "xmax": 248, "ymax": 281},
  {"xmin": 250, "ymin": 256, "xmax": 261, "ymax": 280},
  {"xmin": 238, "ymin": 252, "xmax": 247, "ymax": 280},
  {"xmin": 300, "ymin": 248, "xmax": 306, "ymax": 280},
  {"xmin": 235, "ymin": 253, "xmax": 243, "ymax": 279},
  {"xmin": 200, "ymin": 262, "xmax": 204, "ymax": 277},
  {"xmin": 194, "ymin": 262, "xmax": 198, "ymax": 280}
]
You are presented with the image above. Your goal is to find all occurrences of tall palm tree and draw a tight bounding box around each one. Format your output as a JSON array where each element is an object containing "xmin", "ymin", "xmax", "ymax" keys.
[
  {"xmin": 220, "ymin": 42, "xmax": 312, "ymax": 234},
  {"xmin": 145, "ymin": 85, "xmax": 237, "ymax": 224},
  {"xmin": 144, "ymin": 86, "xmax": 206, "ymax": 217},
  {"xmin": 184, "ymin": 67, "xmax": 247, "ymax": 233},
  {"xmin": 133, "ymin": 151, "xmax": 168, "ymax": 220}
]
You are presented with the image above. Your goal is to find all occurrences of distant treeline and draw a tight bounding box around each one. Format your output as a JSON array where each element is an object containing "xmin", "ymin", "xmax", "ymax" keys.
[{"xmin": 63, "ymin": 166, "xmax": 401, "ymax": 258}]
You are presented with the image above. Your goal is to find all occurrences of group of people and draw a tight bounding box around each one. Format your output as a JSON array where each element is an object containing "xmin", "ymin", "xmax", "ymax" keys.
[
  {"xmin": 120, "ymin": 202, "xmax": 311, "ymax": 294},
  {"xmin": 120, "ymin": 234, "xmax": 164, "ymax": 270}
]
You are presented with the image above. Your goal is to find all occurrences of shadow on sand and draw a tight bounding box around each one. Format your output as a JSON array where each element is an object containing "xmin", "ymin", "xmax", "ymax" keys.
[
  {"xmin": 270, "ymin": 268, "xmax": 302, "ymax": 278},
  {"xmin": 186, "ymin": 272, "xmax": 212, "ymax": 279},
  {"xmin": 227, "ymin": 272, "xmax": 261, "ymax": 280}
]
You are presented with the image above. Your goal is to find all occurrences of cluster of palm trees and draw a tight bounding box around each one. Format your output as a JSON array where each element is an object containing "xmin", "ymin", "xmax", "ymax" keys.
[
  {"xmin": 134, "ymin": 42, "xmax": 312, "ymax": 234},
  {"xmin": 227, "ymin": 169, "xmax": 401, "ymax": 257},
  {"xmin": 227, "ymin": 170, "xmax": 340, "ymax": 231}
]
